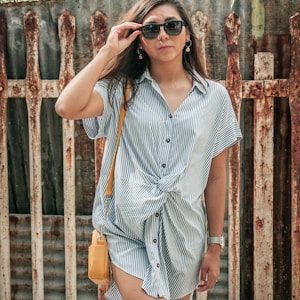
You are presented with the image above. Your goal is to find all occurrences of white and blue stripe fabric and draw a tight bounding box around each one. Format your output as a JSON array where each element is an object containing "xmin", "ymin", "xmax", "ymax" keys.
[{"xmin": 83, "ymin": 69, "xmax": 242, "ymax": 300}]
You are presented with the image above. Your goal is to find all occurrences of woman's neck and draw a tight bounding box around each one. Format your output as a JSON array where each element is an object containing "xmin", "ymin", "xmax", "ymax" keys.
[{"xmin": 149, "ymin": 61, "xmax": 188, "ymax": 84}]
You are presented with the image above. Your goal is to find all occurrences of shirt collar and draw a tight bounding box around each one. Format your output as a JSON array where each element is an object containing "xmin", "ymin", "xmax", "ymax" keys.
[{"xmin": 137, "ymin": 68, "xmax": 208, "ymax": 94}]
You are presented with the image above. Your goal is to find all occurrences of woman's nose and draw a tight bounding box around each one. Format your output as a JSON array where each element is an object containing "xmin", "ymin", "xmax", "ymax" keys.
[{"xmin": 157, "ymin": 25, "xmax": 168, "ymax": 40}]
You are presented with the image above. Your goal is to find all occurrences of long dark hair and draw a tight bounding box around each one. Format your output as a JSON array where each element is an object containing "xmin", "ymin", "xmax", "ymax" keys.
[{"xmin": 101, "ymin": 0, "xmax": 208, "ymax": 105}]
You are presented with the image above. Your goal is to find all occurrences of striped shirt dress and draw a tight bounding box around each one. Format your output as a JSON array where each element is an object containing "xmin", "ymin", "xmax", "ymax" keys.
[{"xmin": 83, "ymin": 69, "xmax": 242, "ymax": 300}]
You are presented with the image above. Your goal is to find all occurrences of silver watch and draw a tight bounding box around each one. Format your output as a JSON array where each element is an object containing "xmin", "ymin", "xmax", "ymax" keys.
[{"xmin": 207, "ymin": 236, "xmax": 225, "ymax": 248}]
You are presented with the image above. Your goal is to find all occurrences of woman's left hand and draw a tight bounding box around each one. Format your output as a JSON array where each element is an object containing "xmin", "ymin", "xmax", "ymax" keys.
[{"xmin": 196, "ymin": 244, "xmax": 221, "ymax": 292}]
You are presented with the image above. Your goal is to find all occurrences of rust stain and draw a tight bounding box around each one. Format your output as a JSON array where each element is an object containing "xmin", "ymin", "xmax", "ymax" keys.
[
  {"xmin": 0, "ymin": 15, "xmax": 7, "ymax": 102},
  {"xmin": 12, "ymin": 84, "xmax": 22, "ymax": 97},
  {"xmin": 255, "ymin": 216, "xmax": 264, "ymax": 229},
  {"xmin": 242, "ymin": 80, "xmax": 289, "ymax": 98},
  {"xmin": 24, "ymin": 11, "xmax": 42, "ymax": 106},
  {"xmin": 58, "ymin": 11, "xmax": 75, "ymax": 90},
  {"xmin": 90, "ymin": 11, "xmax": 107, "ymax": 55},
  {"xmin": 66, "ymin": 145, "xmax": 72, "ymax": 165},
  {"xmin": 264, "ymin": 262, "xmax": 271, "ymax": 274},
  {"xmin": 251, "ymin": 81, "xmax": 263, "ymax": 98},
  {"xmin": 61, "ymin": 11, "xmax": 75, "ymax": 36},
  {"xmin": 265, "ymin": 80, "xmax": 278, "ymax": 97},
  {"xmin": 265, "ymin": 80, "xmax": 288, "ymax": 97},
  {"xmin": 225, "ymin": 12, "xmax": 241, "ymax": 52}
]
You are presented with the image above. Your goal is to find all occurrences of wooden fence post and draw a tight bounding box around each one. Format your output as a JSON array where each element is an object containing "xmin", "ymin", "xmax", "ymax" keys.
[
  {"xmin": 58, "ymin": 11, "xmax": 77, "ymax": 300},
  {"xmin": 90, "ymin": 11, "xmax": 109, "ymax": 300},
  {"xmin": 191, "ymin": 10, "xmax": 209, "ymax": 300},
  {"xmin": 0, "ymin": 14, "xmax": 11, "ymax": 300},
  {"xmin": 90, "ymin": 11, "xmax": 107, "ymax": 188},
  {"xmin": 225, "ymin": 12, "xmax": 242, "ymax": 300},
  {"xmin": 24, "ymin": 11, "xmax": 44, "ymax": 300},
  {"xmin": 253, "ymin": 52, "xmax": 274, "ymax": 300},
  {"xmin": 191, "ymin": 11, "xmax": 208, "ymax": 76},
  {"xmin": 289, "ymin": 12, "xmax": 300, "ymax": 300}
]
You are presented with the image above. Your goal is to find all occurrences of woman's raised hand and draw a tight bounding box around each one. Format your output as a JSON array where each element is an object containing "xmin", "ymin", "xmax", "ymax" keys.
[{"xmin": 104, "ymin": 22, "xmax": 142, "ymax": 56}]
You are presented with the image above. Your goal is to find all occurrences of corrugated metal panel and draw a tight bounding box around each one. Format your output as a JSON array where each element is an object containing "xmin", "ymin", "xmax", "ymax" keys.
[
  {"xmin": 0, "ymin": 0, "xmax": 298, "ymax": 215},
  {"xmin": 9, "ymin": 214, "xmax": 97, "ymax": 300},
  {"xmin": 8, "ymin": 215, "xmax": 229, "ymax": 299}
]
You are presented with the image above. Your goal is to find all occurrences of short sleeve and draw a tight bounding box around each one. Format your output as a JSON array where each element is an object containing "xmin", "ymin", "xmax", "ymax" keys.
[
  {"xmin": 212, "ymin": 87, "xmax": 242, "ymax": 157},
  {"xmin": 82, "ymin": 80, "xmax": 112, "ymax": 140}
]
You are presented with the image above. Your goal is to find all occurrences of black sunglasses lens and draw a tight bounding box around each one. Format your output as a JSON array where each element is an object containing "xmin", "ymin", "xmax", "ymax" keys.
[
  {"xmin": 164, "ymin": 21, "xmax": 183, "ymax": 36},
  {"xmin": 141, "ymin": 21, "xmax": 184, "ymax": 39},
  {"xmin": 141, "ymin": 24, "xmax": 160, "ymax": 39}
]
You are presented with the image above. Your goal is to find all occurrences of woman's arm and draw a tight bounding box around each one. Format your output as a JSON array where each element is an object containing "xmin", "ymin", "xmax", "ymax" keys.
[
  {"xmin": 55, "ymin": 47, "xmax": 109, "ymax": 120},
  {"xmin": 55, "ymin": 22, "xmax": 141, "ymax": 120},
  {"xmin": 197, "ymin": 149, "xmax": 228, "ymax": 292},
  {"xmin": 205, "ymin": 149, "xmax": 227, "ymax": 238}
]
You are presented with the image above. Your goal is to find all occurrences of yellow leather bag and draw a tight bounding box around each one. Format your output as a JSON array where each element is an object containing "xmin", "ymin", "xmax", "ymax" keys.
[
  {"xmin": 87, "ymin": 81, "xmax": 131, "ymax": 286},
  {"xmin": 88, "ymin": 230, "xmax": 110, "ymax": 285}
]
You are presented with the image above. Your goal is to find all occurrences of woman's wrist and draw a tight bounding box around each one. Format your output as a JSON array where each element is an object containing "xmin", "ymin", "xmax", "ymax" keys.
[{"xmin": 207, "ymin": 243, "xmax": 222, "ymax": 254}]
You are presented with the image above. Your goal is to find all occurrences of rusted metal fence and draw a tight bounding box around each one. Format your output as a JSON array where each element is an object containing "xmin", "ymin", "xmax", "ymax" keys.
[{"xmin": 0, "ymin": 9, "xmax": 299, "ymax": 300}]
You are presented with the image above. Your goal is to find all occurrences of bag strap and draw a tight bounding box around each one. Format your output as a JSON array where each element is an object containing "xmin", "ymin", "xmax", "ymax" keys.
[{"xmin": 105, "ymin": 80, "xmax": 131, "ymax": 197}]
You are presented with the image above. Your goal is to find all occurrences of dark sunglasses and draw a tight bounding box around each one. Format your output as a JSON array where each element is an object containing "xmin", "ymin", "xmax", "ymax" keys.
[{"xmin": 141, "ymin": 20, "xmax": 186, "ymax": 40}]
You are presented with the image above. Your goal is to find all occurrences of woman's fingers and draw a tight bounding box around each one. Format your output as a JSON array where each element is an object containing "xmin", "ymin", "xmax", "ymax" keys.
[
  {"xmin": 197, "ymin": 271, "xmax": 219, "ymax": 292},
  {"xmin": 196, "ymin": 252, "xmax": 220, "ymax": 292},
  {"xmin": 106, "ymin": 22, "xmax": 142, "ymax": 53}
]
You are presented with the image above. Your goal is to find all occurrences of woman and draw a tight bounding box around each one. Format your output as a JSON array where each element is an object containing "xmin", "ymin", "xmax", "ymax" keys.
[{"xmin": 55, "ymin": 0, "xmax": 242, "ymax": 299}]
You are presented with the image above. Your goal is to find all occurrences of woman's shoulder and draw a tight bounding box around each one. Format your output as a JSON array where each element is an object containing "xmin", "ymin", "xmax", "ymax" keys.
[
  {"xmin": 203, "ymin": 78, "xmax": 230, "ymax": 100},
  {"xmin": 193, "ymin": 73, "xmax": 228, "ymax": 100}
]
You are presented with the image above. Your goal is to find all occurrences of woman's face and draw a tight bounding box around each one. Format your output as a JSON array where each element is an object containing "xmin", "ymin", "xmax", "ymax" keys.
[{"xmin": 139, "ymin": 4, "xmax": 190, "ymax": 64}]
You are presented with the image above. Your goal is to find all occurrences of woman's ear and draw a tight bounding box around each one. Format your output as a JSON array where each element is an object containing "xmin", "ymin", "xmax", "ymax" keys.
[{"xmin": 186, "ymin": 29, "xmax": 190, "ymax": 43}]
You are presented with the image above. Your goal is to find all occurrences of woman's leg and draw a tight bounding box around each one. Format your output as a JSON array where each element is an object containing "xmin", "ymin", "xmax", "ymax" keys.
[{"xmin": 111, "ymin": 263, "xmax": 166, "ymax": 300}]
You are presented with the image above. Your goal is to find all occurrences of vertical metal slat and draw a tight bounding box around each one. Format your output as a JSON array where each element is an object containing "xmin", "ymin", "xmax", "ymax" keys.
[
  {"xmin": 289, "ymin": 12, "xmax": 300, "ymax": 300},
  {"xmin": 253, "ymin": 52, "xmax": 274, "ymax": 299},
  {"xmin": 225, "ymin": 12, "xmax": 242, "ymax": 300},
  {"xmin": 89, "ymin": 10, "xmax": 110, "ymax": 300},
  {"xmin": 24, "ymin": 11, "xmax": 44, "ymax": 300},
  {"xmin": 191, "ymin": 11, "xmax": 208, "ymax": 76},
  {"xmin": 0, "ymin": 14, "xmax": 11, "ymax": 300},
  {"xmin": 192, "ymin": 10, "xmax": 209, "ymax": 300},
  {"xmin": 58, "ymin": 11, "xmax": 77, "ymax": 300},
  {"xmin": 90, "ymin": 10, "xmax": 107, "ymax": 187}
]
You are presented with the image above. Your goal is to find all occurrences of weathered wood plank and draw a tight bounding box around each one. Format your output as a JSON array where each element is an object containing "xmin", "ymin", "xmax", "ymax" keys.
[
  {"xmin": 225, "ymin": 11, "xmax": 242, "ymax": 300},
  {"xmin": 0, "ymin": 13, "xmax": 11, "ymax": 300},
  {"xmin": 253, "ymin": 52, "xmax": 274, "ymax": 300},
  {"xmin": 90, "ymin": 10, "xmax": 109, "ymax": 300},
  {"xmin": 289, "ymin": 12, "xmax": 300, "ymax": 300},
  {"xmin": 58, "ymin": 11, "xmax": 77, "ymax": 300},
  {"xmin": 24, "ymin": 10, "xmax": 44, "ymax": 300}
]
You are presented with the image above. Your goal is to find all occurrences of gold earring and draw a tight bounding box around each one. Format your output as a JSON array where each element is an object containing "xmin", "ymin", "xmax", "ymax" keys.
[
  {"xmin": 137, "ymin": 48, "xmax": 143, "ymax": 60},
  {"xmin": 185, "ymin": 40, "xmax": 192, "ymax": 53}
]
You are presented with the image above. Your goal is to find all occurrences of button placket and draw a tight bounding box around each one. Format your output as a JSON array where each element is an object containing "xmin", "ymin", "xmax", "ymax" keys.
[
  {"xmin": 149, "ymin": 212, "xmax": 161, "ymax": 286},
  {"xmin": 160, "ymin": 113, "xmax": 173, "ymax": 175}
]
